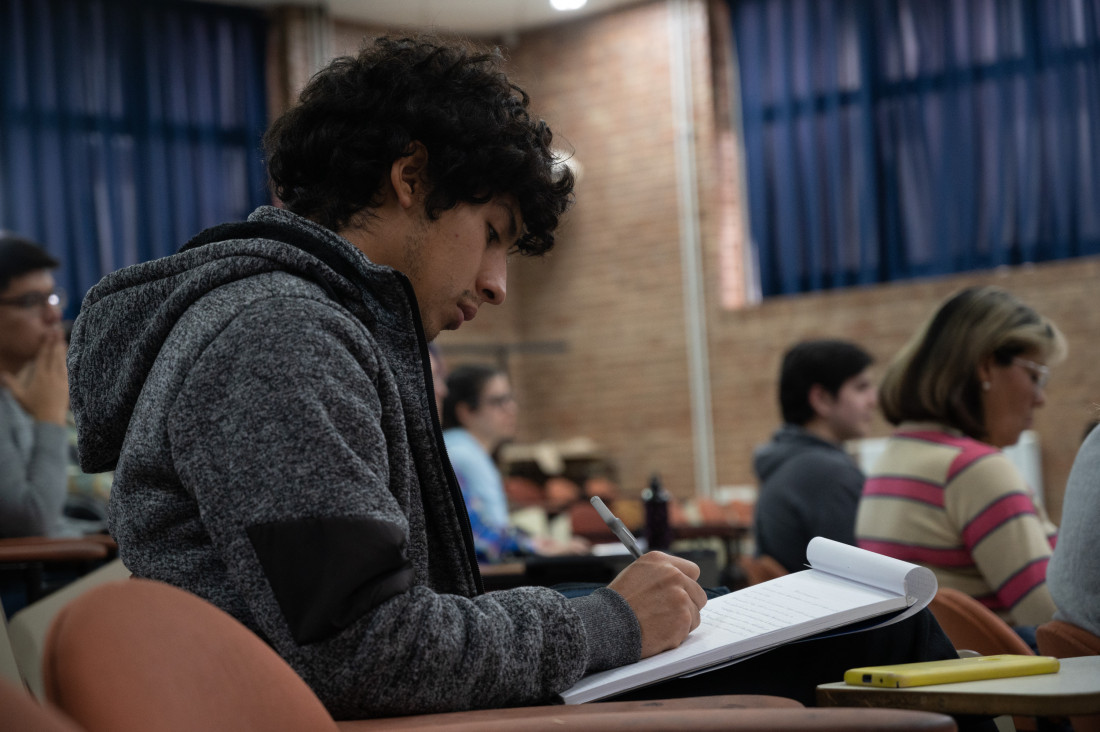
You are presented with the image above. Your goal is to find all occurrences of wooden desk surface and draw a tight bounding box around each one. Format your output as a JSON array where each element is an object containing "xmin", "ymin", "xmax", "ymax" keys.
[
  {"xmin": 816, "ymin": 656, "xmax": 1100, "ymax": 717},
  {"xmin": 0, "ymin": 538, "xmax": 109, "ymax": 563}
]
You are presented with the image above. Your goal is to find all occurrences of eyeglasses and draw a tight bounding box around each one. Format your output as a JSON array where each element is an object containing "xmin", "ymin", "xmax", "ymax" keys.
[
  {"xmin": 1013, "ymin": 357, "xmax": 1050, "ymax": 390},
  {"xmin": 0, "ymin": 288, "xmax": 67, "ymax": 312},
  {"xmin": 482, "ymin": 393, "xmax": 516, "ymax": 409}
]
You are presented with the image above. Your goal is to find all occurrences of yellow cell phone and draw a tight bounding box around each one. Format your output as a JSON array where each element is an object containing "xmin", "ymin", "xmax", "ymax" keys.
[{"xmin": 844, "ymin": 654, "xmax": 1060, "ymax": 688}]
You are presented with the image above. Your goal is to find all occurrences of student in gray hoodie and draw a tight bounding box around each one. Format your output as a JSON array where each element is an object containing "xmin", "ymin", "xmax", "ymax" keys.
[
  {"xmin": 66, "ymin": 35, "xmax": 707, "ymax": 720},
  {"xmin": 68, "ymin": 35, "xmax": 962, "ymax": 724},
  {"xmin": 753, "ymin": 340, "xmax": 877, "ymax": 573}
]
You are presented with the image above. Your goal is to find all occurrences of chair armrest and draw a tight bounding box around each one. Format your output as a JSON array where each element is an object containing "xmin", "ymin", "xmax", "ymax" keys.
[{"xmin": 0, "ymin": 538, "xmax": 109, "ymax": 564}]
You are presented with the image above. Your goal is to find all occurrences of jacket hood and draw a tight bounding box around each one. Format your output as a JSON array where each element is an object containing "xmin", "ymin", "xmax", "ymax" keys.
[
  {"xmin": 67, "ymin": 206, "xmax": 398, "ymax": 473},
  {"xmin": 752, "ymin": 424, "xmax": 839, "ymax": 481}
]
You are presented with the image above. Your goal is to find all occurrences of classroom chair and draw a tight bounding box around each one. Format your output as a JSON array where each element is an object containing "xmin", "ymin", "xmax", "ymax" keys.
[
  {"xmin": 737, "ymin": 554, "xmax": 789, "ymax": 586},
  {"xmin": 928, "ymin": 588, "xmax": 1034, "ymax": 657},
  {"xmin": 0, "ymin": 675, "xmax": 83, "ymax": 732},
  {"xmin": 40, "ymin": 578, "xmax": 959, "ymax": 732},
  {"xmin": 8, "ymin": 558, "xmax": 131, "ymax": 698},
  {"xmin": 1037, "ymin": 619, "xmax": 1100, "ymax": 732},
  {"xmin": 928, "ymin": 587, "xmax": 1037, "ymax": 732},
  {"xmin": 0, "ymin": 536, "xmax": 111, "ymax": 608}
]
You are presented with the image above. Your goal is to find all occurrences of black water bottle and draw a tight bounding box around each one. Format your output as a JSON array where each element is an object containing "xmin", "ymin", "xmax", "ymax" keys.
[{"xmin": 642, "ymin": 472, "xmax": 672, "ymax": 551}]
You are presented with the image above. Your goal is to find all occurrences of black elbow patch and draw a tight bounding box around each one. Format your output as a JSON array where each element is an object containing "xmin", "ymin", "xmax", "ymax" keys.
[{"xmin": 246, "ymin": 516, "xmax": 414, "ymax": 645}]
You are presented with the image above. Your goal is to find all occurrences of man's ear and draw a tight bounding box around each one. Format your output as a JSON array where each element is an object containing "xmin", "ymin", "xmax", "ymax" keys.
[
  {"xmin": 807, "ymin": 383, "xmax": 834, "ymax": 418},
  {"xmin": 389, "ymin": 141, "xmax": 429, "ymax": 210}
]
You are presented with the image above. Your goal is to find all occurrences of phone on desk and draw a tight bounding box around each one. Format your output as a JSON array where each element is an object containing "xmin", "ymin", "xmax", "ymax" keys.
[{"xmin": 844, "ymin": 654, "xmax": 1060, "ymax": 688}]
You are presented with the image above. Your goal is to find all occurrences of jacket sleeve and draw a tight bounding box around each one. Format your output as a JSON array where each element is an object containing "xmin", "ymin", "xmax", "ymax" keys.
[
  {"xmin": 0, "ymin": 392, "xmax": 69, "ymax": 537},
  {"xmin": 166, "ymin": 296, "xmax": 639, "ymax": 719}
]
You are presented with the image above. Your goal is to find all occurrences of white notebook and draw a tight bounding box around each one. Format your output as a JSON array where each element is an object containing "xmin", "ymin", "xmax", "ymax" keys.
[{"xmin": 561, "ymin": 537, "xmax": 937, "ymax": 704}]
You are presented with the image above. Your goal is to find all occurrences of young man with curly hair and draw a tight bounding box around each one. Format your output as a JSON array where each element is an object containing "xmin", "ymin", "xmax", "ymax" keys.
[
  {"xmin": 68, "ymin": 35, "xmax": 961, "ymax": 723},
  {"xmin": 67, "ymin": 36, "xmax": 705, "ymax": 718}
]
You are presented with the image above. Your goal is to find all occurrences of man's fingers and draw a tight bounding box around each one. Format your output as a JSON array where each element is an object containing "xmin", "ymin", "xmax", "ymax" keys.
[
  {"xmin": 685, "ymin": 575, "xmax": 708, "ymax": 610},
  {"xmin": 644, "ymin": 551, "xmax": 702, "ymax": 581}
]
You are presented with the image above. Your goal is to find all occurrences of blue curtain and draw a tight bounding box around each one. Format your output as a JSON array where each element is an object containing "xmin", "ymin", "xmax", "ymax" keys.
[
  {"xmin": 0, "ymin": 0, "xmax": 268, "ymax": 317},
  {"xmin": 730, "ymin": 0, "xmax": 1100, "ymax": 297}
]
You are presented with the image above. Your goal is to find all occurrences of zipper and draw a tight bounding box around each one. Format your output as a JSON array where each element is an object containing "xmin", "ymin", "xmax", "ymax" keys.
[{"xmin": 396, "ymin": 274, "xmax": 485, "ymax": 596}]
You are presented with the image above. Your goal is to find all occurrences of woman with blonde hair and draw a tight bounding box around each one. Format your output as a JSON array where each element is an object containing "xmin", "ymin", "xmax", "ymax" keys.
[{"xmin": 857, "ymin": 286, "xmax": 1065, "ymax": 630}]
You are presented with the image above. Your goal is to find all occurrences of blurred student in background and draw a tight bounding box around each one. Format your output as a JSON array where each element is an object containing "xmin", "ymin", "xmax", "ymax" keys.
[
  {"xmin": 0, "ymin": 234, "xmax": 71, "ymax": 538},
  {"xmin": 1046, "ymin": 414, "xmax": 1100, "ymax": 639},
  {"xmin": 857, "ymin": 286, "xmax": 1064, "ymax": 632},
  {"xmin": 442, "ymin": 363, "xmax": 586, "ymax": 562},
  {"xmin": 0, "ymin": 235, "xmax": 111, "ymax": 545},
  {"xmin": 753, "ymin": 339, "xmax": 877, "ymax": 573}
]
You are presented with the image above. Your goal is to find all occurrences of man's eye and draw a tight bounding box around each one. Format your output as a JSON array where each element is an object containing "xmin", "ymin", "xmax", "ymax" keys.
[{"xmin": 487, "ymin": 224, "xmax": 499, "ymax": 244}]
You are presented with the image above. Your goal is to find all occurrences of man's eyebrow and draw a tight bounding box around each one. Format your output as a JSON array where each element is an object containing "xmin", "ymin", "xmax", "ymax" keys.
[{"xmin": 495, "ymin": 200, "xmax": 519, "ymax": 242}]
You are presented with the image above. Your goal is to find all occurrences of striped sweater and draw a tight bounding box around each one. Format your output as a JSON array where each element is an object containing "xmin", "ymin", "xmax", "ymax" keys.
[{"xmin": 856, "ymin": 423, "xmax": 1057, "ymax": 626}]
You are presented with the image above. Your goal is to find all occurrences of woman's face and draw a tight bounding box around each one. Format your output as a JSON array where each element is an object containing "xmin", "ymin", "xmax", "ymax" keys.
[{"xmin": 979, "ymin": 350, "xmax": 1049, "ymax": 448}]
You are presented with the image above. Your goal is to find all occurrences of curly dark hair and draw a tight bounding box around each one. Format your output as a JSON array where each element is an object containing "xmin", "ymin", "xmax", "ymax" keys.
[{"xmin": 264, "ymin": 35, "xmax": 574, "ymax": 256}]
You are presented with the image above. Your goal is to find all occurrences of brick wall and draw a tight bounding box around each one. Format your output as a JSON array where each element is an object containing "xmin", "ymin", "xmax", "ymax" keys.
[{"xmin": 324, "ymin": 0, "xmax": 1097, "ymax": 522}]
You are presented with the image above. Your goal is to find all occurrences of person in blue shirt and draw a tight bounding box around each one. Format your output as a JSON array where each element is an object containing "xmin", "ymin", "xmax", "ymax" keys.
[{"xmin": 442, "ymin": 363, "xmax": 585, "ymax": 562}]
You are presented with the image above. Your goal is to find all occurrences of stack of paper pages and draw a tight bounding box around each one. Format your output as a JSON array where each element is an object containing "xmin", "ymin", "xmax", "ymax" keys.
[{"xmin": 561, "ymin": 537, "xmax": 938, "ymax": 704}]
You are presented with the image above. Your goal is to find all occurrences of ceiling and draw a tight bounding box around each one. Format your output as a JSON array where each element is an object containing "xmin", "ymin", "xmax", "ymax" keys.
[{"xmin": 218, "ymin": 0, "xmax": 649, "ymax": 38}]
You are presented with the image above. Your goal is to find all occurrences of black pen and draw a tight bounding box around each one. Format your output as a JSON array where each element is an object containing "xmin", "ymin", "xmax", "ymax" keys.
[{"xmin": 590, "ymin": 496, "xmax": 643, "ymax": 559}]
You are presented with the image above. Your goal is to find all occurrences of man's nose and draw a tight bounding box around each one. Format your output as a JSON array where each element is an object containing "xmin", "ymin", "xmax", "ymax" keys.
[{"xmin": 477, "ymin": 249, "xmax": 507, "ymax": 306}]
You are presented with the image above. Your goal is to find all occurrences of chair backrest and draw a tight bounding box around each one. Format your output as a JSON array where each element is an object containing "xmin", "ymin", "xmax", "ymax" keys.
[
  {"xmin": 0, "ymin": 675, "xmax": 83, "ymax": 732},
  {"xmin": 43, "ymin": 578, "xmax": 340, "ymax": 732},
  {"xmin": 9, "ymin": 558, "xmax": 131, "ymax": 699},
  {"xmin": 1037, "ymin": 619, "xmax": 1100, "ymax": 657},
  {"xmin": 1036, "ymin": 620, "xmax": 1100, "ymax": 732},
  {"xmin": 738, "ymin": 554, "xmax": 789, "ymax": 586},
  {"xmin": 928, "ymin": 587, "xmax": 1034, "ymax": 656}
]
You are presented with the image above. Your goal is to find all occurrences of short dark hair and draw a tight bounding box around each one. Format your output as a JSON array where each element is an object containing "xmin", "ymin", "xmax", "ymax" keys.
[
  {"xmin": 779, "ymin": 340, "xmax": 874, "ymax": 425},
  {"xmin": 264, "ymin": 35, "xmax": 574, "ymax": 256},
  {"xmin": 442, "ymin": 363, "xmax": 505, "ymax": 429},
  {"xmin": 0, "ymin": 234, "xmax": 59, "ymax": 294}
]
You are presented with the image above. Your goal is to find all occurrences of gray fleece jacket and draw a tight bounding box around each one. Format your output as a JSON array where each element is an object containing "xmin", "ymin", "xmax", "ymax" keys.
[{"xmin": 67, "ymin": 206, "xmax": 639, "ymax": 719}]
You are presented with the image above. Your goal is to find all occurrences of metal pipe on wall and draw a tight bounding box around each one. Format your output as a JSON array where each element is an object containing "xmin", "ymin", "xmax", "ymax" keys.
[{"xmin": 668, "ymin": 0, "xmax": 717, "ymax": 497}]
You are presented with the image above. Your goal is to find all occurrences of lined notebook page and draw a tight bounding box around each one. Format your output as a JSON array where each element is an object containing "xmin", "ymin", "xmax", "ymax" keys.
[{"xmin": 561, "ymin": 538, "xmax": 937, "ymax": 704}]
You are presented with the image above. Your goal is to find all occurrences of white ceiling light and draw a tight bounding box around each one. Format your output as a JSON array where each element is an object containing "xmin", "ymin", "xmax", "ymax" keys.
[{"xmin": 550, "ymin": 0, "xmax": 588, "ymax": 11}]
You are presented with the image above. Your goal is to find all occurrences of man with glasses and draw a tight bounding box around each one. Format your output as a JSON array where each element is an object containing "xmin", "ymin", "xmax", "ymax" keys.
[{"xmin": 0, "ymin": 234, "xmax": 72, "ymax": 542}]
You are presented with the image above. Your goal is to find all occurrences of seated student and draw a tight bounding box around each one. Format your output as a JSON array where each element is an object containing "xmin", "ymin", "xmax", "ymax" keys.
[
  {"xmin": 1046, "ymin": 416, "xmax": 1100, "ymax": 638},
  {"xmin": 67, "ymin": 35, "xmax": 961, "ymax": 719},
  {"xmin": 0, "ymin": 235, "xmax": 72, "ymax": 538},
  {"xmin": 857, "ymin": 286, "xmax": 1063, "ymax": 629},
  {"xmin": 442, "ymin": 363, "xmax": 586, "ymax": 562},
  {"xmin": 753, "ymin": 340, "xmax": 876, "ymax": 573}
]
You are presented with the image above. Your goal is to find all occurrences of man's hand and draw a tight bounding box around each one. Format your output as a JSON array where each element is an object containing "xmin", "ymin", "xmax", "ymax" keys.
[
  {"xmin": 1, "ymin": 330, "xmax": 69, "ymax": 426},
  {"xmin": 607, "ymin": 552, "xmax": 707, "ymax": 658}
]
